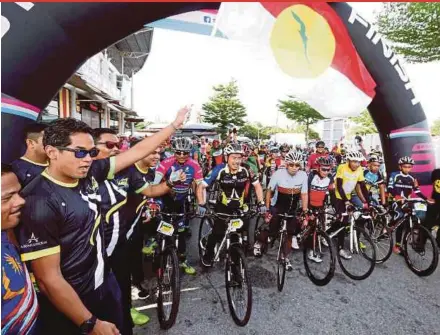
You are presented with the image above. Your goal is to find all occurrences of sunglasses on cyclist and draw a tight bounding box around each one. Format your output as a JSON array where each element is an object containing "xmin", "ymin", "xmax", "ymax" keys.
[
  {"xmin": 287, "ymin": 163, "xmax": 301, "ymax": 168},
  {"xmin": 96, "ymin": 141, "xmax": 122, "ymax": 150},
  {"xmin": 320, "ymin": 167, "xmax": 331, "ymax": 172},
  {"xmin": 56, "ymin": 146, "xmax": 100, "ymax": 159},
  {"xmin": 175, "ymin": 151, "xmax": 190, "ymax": 156}
]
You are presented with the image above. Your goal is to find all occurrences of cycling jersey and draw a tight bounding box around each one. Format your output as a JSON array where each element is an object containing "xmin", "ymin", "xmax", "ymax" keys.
[
  {"xmin": 335, "ymin": 163, "xmax": 365, "ymax": 200},
  {"xmin": 363, "ymin": 169, "xmax": 384, "ymax": 195},
  {"xmin": 388, "ymin": 171, "xmax": 426, "ymax": 200},
  {"xmin": 18, "ymin": 158, "xmax": 115, "ymax": 296},
  {"xmin": 154, "ymin": 156, "xmax": 203, "ymax": 201},
  {"xmin": 210, "ymin": 148, "xmax": 224, "ymax": 167},
  {"xmin": 203, "ymin": 163, "xmax": 258, "ymax": 209},
  {"xmin": 268, "ymin": 169, "xmax": 308, "ymax": 212},
  {"xmin": 308, "ymin": 170, "xmax": 334, "ymax": 207},
  {"xmin": 307, "ymin": 153, "xmax": 329, "ymax": 170},
  {"xmin": 100, "ymin": 163, "xmax": 151, "ymax": 257},
  {"xmin": 11, "ymin": 157, "xmax": 48, "ymax": 187},
  {"xmin": 1, "ymin": 231, "xmax": 39, "ymax": 334}
]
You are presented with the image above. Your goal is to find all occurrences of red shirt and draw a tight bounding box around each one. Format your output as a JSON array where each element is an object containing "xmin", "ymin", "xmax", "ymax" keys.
[{"xmin": 307, "ymin": 153, "xmax": 329, "ymax": 170}]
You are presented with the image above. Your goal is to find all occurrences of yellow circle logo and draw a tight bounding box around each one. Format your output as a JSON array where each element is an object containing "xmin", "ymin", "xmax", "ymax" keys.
[
  {"xmin": 435, "ymin": 179, "xmax": 440, "ymax": 193},
  {"xmin": 270, "ymin": 4, "xmax": 336, "ymax": 79}
]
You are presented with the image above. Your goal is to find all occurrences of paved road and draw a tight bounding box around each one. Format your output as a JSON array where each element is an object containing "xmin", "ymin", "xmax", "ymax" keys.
[{"xmin": 133, "ymin": 217, "xmax": 440, "ymax": 335}]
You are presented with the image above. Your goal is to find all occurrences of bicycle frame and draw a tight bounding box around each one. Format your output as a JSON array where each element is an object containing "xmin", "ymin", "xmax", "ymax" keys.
[{"xmin": 328, "ymin": 209, "xmax": 364, "ymax": 253}]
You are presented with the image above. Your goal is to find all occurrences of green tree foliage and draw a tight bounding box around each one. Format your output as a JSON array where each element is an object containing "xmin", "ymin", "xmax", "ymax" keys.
[
  {"xmin": 348, "ymin": 110, "xmax": 377, "ymax": 135},
  {"xmin": 202, "ymin": 79, "xmax": 247, "ymax": 138},
  {"xmin": 431, "ymin": 118, "xmax": 440, "ymax": 136},
  {"xmin": 277, "ymin": 97, "xmax": 325, "ymax": 142},
  {"xmin": 377, "ymin": 3, "xmax": 440, "ymax": 63},
  {"xmin": 134, "ymin": 121, "xmax": 152, "ymax": 130}
]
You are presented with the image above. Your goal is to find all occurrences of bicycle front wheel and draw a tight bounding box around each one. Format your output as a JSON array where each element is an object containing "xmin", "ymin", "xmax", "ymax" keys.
[
  {"xmin": 225, "ymin": 246, "xmax": 252, "ymax": 326},
  {"xmin": 303, "ymin": 230, "xmax": 335, "ymax": 286},
  {"xmin": 337, "ymin": 226, "xmax": 376, "ymax": 280},
  {"xmin": 277, "ymin": 232, "xmax": 287, "ymax": 292},
  {"xmin": 403, "ymin": 225, "xmax": 439, "ymax": 277},
  {"xmin": 198, "ymin": 217, "xmax": 213, "ymax": 261},
  {"xmin": 157, "ymin": 246, "xmax": 180, "ymax": 329},
  {"xmin": 368, "ymin": 218, "xmax": 393, "ymax": 264}
]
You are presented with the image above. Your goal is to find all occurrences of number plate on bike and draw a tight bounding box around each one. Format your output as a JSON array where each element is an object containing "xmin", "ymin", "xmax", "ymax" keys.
[
  {"xmin": 157, "ymin": 221, "xmax": 174, "ymax": 236},
  {"xmin": 414, "ymin": 203, "xmax": 427, "ymax": 211},
  {"xmin": 230, "ymin": 219, "xmax": 243, "ymax": 230}
]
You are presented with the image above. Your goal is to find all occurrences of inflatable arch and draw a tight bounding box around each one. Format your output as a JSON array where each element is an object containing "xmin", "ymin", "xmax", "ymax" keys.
[{"xmin": 1, "ymin": 2, "xmax": 436, "ymax": 193}]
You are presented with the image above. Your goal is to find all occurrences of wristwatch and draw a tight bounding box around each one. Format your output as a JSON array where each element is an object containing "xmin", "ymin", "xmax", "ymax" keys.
[{"xmin": 79, "ymin": 316, "xmax": 97, "ymax": 335}]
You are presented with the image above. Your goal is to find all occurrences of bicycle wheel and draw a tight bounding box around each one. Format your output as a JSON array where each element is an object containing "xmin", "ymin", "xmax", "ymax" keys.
[
  {"xmin": 198, "ymin": 217, "xmax": 213, "ymax": 261},
  {"xmin": 277, "ymin": 232, "xmax": 287, "ymax": 292},
  {"xmin": 337, "ymin": 226, "xmax": 376, "ymax": 280},
  {"xmin": 225, "ymin": 246, "xmax": 252, "ymax": 326},
  {"xmin": 367, "ymin": 218, "xmax": 393, "ymax": 264},
  {"xmin": 157, "ymin": 246, "xmax": 180, "ymax": 329},
  {"xmin": 403, "ymin": 225, "xmax": 439, "ymax": 277},
  {"xmin": 252, "ymin": 216, "xmax": 265, "ymax": 247},
  {"xmin": 303, "ymin": 230, "xmax": 335, "ymax": 286}
]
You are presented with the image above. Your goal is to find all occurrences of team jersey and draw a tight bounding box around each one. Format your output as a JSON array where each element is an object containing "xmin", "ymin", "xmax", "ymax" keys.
[
  {"xmin": 203, "ymin": 163, "xmax": 259, "ymax": 209},
  {"xmin": 10, "ymin": 157, "xmax": 48, "ymax": 187},
  {"xmin": 335, "ymin": 163, "xmax": 365, "ymax": 200},
  {"xmin": 18, "ymin": 157, "xmax": 115, "ymax": 296},
  {"xmin": 387, "ymin": 171, "xmax": 426, "ymax": 200},
  {"xmin": 100, "ymin": 163, "xmax": 151, "ymax": 257},
  {"xmin": 210, "ymin": 148, "xmax": 224, "ymax": 167},
  {"xmin": 307, "ymin": 153, "xmax": 329, "ymax": 170},
  {"xmin": 2, "ymin": 231, "xmax": 39, "ymax": 335},
  {"xmin": 154, "ymin": 156, "xmax": 203, "ymax": 201},
  {"xmin": 363, "ymin": 169, "xmax": 384, "ymax": 195},
  {"xmin": 308, "ymin": 171, "xmax": 334, "ymax": 208},
  {"xmin": 268, "ymin": 169, "xmax": 308, "ymax": 212}
]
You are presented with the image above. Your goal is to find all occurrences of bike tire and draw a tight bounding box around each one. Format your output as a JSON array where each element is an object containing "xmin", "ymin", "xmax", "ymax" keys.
[
  {"xmin": 157, "ymin": 246, "xmax": 181, "ymax": 330},
  {"xmin": 225, "ymin": 246, "xmax": 252, "ymax": 326},
  {"xmin": 369, "ymin": 218, "xmax": 393, "ymax": 264},
  {"xmin": 277, "ymin": 232, "xmax": 287, "ymax": 292},
  {"xmin": 198, "ymin": 217, "xmax": 213, "ymax": 262},
  {"xmin": 303, "ymin": 230, "xmax": 335, "ymax": 286},
  {"xmin": 252, "ymin": 216, "xmax": 265, "ymax": 248},
  {"xmin": 337, "ymin": 226, "xmax": 376, "ymax": 280},
  {"xmin": 403, "ymin": 225, "xmax": 439, "ymax": 277}
]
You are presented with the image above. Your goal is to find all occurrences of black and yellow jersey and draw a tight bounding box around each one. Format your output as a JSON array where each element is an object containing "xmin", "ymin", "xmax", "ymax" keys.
[
  {"xmin": 18, "ymin": 157, "xmax": 115, "ymax": 297},
  {"xmin": 11, "ymin": 157, "xmax": 48, "ymax": 187},
  {"xmin": 100, "ymin": 162, "xmax": 152, "ymax": 257}
]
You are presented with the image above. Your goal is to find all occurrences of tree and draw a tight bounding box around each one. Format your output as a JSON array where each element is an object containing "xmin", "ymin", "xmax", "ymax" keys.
[
  {"xmin": 134, "ymin": 121, "xmax": 152, "ymax": 130},
  {"xmin": 377, "ymin": 3, "xmax": 440, "ymax": 63},
  {"xmin": 431, "ymin": 118, "xmax": 440, "ymax": 136},
  {"xmin": 202, "ymin": 79, "xmax": 247, "ymax": 138},
  {"xmin": 277, "ymin": 97, "xmax": 325, "ymax": 142},
  {"xmin": 348, "ymin": 110, "xmax": 378, "ymax": 134}
]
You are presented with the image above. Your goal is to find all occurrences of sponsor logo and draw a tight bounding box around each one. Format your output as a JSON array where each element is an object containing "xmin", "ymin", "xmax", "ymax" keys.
[{"xmin": 21, "ymin": 233, "xmax": 48, "ymax": 249}]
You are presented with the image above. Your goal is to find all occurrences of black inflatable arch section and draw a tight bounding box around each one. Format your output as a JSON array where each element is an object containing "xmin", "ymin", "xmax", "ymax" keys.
[{"xmin": 1, "ymin": 2, "xmax": 436, "ymax": 192}]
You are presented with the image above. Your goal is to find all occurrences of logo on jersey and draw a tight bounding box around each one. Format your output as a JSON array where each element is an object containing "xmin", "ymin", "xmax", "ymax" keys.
[
  {"xmin": 27, "ymin": 233, "xmax": 39, "ymax": 244},
  {"xmin": 116, "ymin": 177, "xmax": 129, "ymax": 190},
  {"xmin": 21, "ymin": 233, "xmax": 48, "ymax": 249}
]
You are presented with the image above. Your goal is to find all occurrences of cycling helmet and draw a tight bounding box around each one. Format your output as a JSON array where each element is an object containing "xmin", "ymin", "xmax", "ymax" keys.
[
  {"xmin": 279, "ymin": 144, "xmax": 289, "ymax": 152},
  {"xmin": 316, "ymin": 156, "xmax": 333, "ymax": 166},
  {"xmin": 345, "ymin": 150, "xmax": 364, "ymax": 162},
  {"xmin": 316, "ymin": 140, "xmax": 325, "ymax": 148},
  {"xmin": 270, "ymin": 146, "xmax": 280, "ymax": 153},
  {"xmin": 224, "ymin": 143, "xmax": 244, "ymax": 156},
  {"xmin": 172, "ymin": 137, "xmax": 193, "ymax": 152},
  {"xmin": 368, "ymin": 155, "xmax": 379, "ymax": 163},
  {"xmin": 398, "ymin": 156, "xmax": 415, "ymax": 165},
  {"xmin": 285, "ymin": 151, "xmax": 303, "ymax": 164}
]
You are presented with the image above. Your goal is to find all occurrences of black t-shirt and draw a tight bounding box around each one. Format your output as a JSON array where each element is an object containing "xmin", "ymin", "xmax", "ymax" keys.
[
  {"xmin": 11, "ymin": 157, "xmax": 48, "ymax": 187},
  {"xmin": 18, "ymin": 157, "xmax": 115, "ymax": 297},
  {"xmin": 432, "ymin": 168, "xmax": 440, "ymax": 200},
  {"xmin": 100, "ymin": 163, "xmax": 152, "ymax": 256}
]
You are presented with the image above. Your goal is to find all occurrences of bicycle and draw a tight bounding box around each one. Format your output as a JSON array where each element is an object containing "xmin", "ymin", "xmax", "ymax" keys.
[
  {"xmin": 387, "ymin": 198, "xmax": 438, "ymax": 276},
  {"xmin": 151, "ymin": 211, "xmax": 184, "ymax": 329},
  {"xmin": 198, "ymin": 210, "xmax": 252, "ymax": 326},
  {"xmin": 327, "ymin": 205, "xmax": 376, "ymax": 280}
]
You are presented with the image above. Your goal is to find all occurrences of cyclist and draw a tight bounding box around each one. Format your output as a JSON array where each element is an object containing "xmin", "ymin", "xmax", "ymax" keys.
[
  {"xmin": 425, "ymin": 168, "xmax": 440, "ymax": 247},
  {"xmin": 242, "ymin": 143, "xmax": 260, "ymax": 177},
  {"xmin": 196, "ymin": 143, "xmax": 266, "ymax": 267},
  {"xmin": 306, "ymin": 140, "xmax": 328, "ymax": 173},
  {"xmin": 210, "ymin": 139, "xmax": 224, "ymax": 169},
  {"xmin": 278, "ymin": 144, "xmax": 289, "ymax": 170},
  {"xmin": 190, "ymin": 136, "xmax": 201, "ymax": 162},
  {"xmin": 388, "ymin": 156, "xmax": 432, "ymax": 254},
  {"xmin": 332, "ymin": 151, "xmax": 369, "ymax": 259},
  {"xmin": 154, "ymin": 137, "xmax": 203, "ymax": 275},
  {"xmin": 253, "ymin": 151, "xmax": 308, "ymax": 270}
]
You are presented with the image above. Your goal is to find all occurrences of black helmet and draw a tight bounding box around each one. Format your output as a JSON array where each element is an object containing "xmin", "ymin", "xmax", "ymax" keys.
[
  {"xmin": 316, "ymin": 156, "xmax": 332, "ymax": 166},
  {"xmin": 316, "ymin": 141, "xmax": 325, "ymax": 148}
]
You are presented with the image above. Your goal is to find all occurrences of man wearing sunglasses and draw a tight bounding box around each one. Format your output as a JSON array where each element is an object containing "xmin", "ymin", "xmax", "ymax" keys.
[
  {"xmin": 17, "ymin": 106, "xmax": 189, "ymax": 335},
  {"xmin": 154, "ymin": 137, "xmax": 203, "ymax": 275},
  {"xmin": 306, "ymin": 140, "xmax": 329, "ymax": 173},
  {"xmin": 93, "ymin": 129, "xmax": 182, "ymax": 334},
  {"xmin": 253, "ymin": 151, "xmax": 308, "ymax": 271},
  {"xmin": 11, "ymin": 123, "xmax": 48, "ymax": 187}
]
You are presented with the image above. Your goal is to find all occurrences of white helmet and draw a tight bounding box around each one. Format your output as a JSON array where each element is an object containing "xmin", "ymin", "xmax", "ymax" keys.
[
  {"xmin": 224, "ymin": 143, "xmax": 244, "ymax": 156},
  {"xmin": 398, "ymin": 156, "xmax": 414, "ymax": 165},
  {"xmin": 346, "ymin": 151, "xmax": 364, "ymax": 162},
  {"xmin": 285, "ymin": 150, "xmax": 303, "ymax": 163},
  {"xmin": 172, "ymin": 137, "xmax": 193, "ymax": 152}
]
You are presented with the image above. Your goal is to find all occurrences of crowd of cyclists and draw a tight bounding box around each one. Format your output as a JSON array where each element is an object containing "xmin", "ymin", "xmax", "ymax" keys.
[{"xmin": 1, "ymin": 105, "xmax": 439, "ymax": 334}]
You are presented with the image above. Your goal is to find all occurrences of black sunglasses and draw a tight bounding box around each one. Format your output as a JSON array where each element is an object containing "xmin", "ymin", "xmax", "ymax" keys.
[
  {"xmin": 97, "ymin": 141, "xmax": 122, "ymax": 150},
  {"xmin": 175, "ymin": 151, "xmax": 190, "ymax": 156},
  {"xmin": 56, "ymin": 146, "xmax": 99, "ymax": 158},
  {"xmin": 320, "ymin": 167, "xmax": 331, "ymax": 172}
]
